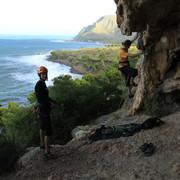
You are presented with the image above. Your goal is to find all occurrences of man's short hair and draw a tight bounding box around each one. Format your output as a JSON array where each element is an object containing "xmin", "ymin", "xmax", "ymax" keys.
[{"xmin": 122, "ymin": 40, "xmax": 132, "ymax": 47}]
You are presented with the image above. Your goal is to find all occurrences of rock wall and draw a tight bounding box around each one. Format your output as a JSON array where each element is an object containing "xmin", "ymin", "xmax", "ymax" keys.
[{"xmin": 114, "ymin": 0, "xmax": 180, "ymax": 114}]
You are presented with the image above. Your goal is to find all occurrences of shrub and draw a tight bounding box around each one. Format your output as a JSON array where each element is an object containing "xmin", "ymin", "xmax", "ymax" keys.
[
  {"xmin": 72, "ymin": 60, "xmax": 79, "ymax": 65},
  {"xmin": 68, "ymin": 56, "xmax": 73, "ymax": 61},
  {"xmin": 0, "ymin": 107, "xmax": 25, "ymax": 174},
  {"xmin": 101, "ymin": 60, "xmax": 105, "ymax": 68},
  {"xmin": 48, "ymin": 71, "xmax": 124, "ymax": 143},
  {"xmin": 50, "ymin": 52, "xmax": 58, "ymax": 59},
  {"xmin": 82, "ymin": 62, "xmax": 90, "ymax": 69},
  {"xmin": 99, "ymin": 53, "xmax": 106, "ymax": 60},
  {"xmin": 0, "ymin": 142, "xmax": 24, "ymax": 174},
  {"xmin": 60, "ymin": 52, "xmax": 68, "ymax": 59},
  {"xmin": 92, "ymin": 63, "xmax": 102, "ymax": 71},
  {"xmin": 145, "ymin": 93, "xmax": 170, "ymax": 117},
  {"xmin": 0, "ymin": 103, "xmax": 39, "ymax": 147},
  {"xmin": 81, "ymin": 55, "xmax": 90, "ymax": 61}
]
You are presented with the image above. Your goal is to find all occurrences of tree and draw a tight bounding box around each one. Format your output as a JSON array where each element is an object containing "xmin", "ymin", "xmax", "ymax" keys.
[{"xmin": 99, "ymin": 52, "xmax": 106, "ymax": 60}]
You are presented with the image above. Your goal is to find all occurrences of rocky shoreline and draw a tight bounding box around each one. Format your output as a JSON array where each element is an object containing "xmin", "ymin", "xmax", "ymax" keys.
[{"xmin": 48, "ymin": 58, "xmax": 93, "ymax": 75}]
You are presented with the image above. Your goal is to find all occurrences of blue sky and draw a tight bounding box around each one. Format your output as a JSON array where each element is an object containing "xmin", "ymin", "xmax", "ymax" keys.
[{"xmin": 0, "ymin": 0, "xmax": 116, "ymax": 36}]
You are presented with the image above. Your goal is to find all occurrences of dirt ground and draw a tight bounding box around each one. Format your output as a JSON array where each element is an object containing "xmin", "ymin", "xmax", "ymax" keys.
[{"xmin": 2, "ymin": 109, "xmax": 180, "ymax": 180}]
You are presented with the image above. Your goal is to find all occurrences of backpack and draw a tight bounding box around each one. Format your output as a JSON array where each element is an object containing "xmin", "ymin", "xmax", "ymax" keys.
[{"xmin": 140, "ymin": 117, "xmax": 164, "ymax": 130}]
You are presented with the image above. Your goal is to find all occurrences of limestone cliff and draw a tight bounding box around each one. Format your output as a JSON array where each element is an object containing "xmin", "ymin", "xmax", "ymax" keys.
[{"xmin": 114, "ymin": 0, "xmax": 180, "ymax": 114}]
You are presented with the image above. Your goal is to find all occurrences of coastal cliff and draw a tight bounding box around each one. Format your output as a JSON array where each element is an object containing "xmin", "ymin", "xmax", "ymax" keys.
[
  {"xmin": 2, "ymin": 1, "xmax": 180, "ymax": 179},
  {"xmin": 114, "ymin": 0, "xmax": 180, "ymax": 114}
]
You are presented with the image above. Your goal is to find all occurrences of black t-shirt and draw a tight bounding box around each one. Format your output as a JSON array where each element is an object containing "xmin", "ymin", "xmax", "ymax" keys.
[{"xmin": 35, "ymin": 80, "xmax": 52, "ymax": 113}]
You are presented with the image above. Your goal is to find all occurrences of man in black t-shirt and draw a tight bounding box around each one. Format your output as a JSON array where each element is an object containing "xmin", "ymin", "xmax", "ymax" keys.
[{"xmin": 35, "ymin": 66, "xmax": 56, "ymax": 159}]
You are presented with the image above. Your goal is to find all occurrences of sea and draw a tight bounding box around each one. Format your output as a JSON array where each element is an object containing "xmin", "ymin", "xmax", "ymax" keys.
[{"xmin": 0, "ymin": 35, "xmax": 104, "ymax": 107}]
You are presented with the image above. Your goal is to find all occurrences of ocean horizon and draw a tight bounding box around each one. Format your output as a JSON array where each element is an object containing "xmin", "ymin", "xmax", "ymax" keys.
[{"xmin": 0, "ymin": 35, "xmax": 104, "ymax": 107}]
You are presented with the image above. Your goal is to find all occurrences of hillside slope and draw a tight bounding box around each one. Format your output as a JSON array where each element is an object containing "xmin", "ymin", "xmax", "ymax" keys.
[
  {"xmin": 2, "ymin": 0, "xmax": 180, "ymax": 179},
  {"xmin": 2, "ymin": 108, "xmax": 180, "ymax": 180},
  {"xmin": 74, "ymin": 15, "xmax": 134, "ymax": 43}
]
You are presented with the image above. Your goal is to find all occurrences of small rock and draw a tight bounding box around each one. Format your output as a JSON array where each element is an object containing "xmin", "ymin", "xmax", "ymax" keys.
[{"xmin": 173, "ymin": 164, "xmax": 180, "ymax": 175}]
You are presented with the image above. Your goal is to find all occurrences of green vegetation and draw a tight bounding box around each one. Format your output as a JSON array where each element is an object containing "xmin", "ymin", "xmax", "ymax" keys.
[
  {"xmin": 102, "ymin": 124, "xmax": 138, "ymax": 135},
  {"xmin": 0, "ymin": 102, "xmax": 35, "ymax": 174},
  {"xmin": 49, "ymin": 46, "xmax": 139, "ymax": 73},
  {"xmin": 0, "ymin": 45, "xmax": 140, "ymax": 174},
  {"xmin": 145, "ymin": 93, "xmax": 171, "ymax": 117},
  {"xmin": 50, "ymin": 47, "xmax": 119, "ymax": 61}
]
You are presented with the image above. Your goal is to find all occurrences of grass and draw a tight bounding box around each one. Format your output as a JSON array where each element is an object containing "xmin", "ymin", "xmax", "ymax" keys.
[
  {"xmin": 51, "ymin": 46, "xmax": 139, "ymax": 62},
  {"xmin": 50, "ymin": 45, "xmax": 140, "ymax": 73}
]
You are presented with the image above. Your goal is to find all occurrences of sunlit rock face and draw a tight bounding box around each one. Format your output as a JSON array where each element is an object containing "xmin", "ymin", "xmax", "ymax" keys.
[{"xmin": 114, "ymin": 0, "xmax": 180, "ymax": 114}]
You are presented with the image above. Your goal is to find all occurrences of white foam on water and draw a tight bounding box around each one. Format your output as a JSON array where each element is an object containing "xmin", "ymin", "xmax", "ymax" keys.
[
  {"xmin": 9, "ymin": 53, "xmax": 82, "ymax": 86},
  {"xmin": 0, "ymin": 39, "xmax": 104, "ymax": 106},
  {"xmin": 50, "ymin": 40, "xmax": 64, "ymax": 43}
]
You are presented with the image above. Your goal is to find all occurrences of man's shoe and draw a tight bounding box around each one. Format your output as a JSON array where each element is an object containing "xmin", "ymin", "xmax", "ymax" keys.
[
  {"xmin": 139, "ymin": 143, "xmax": 155, "ymax": 156},
  {"xmin": 131, "ymin": 82, "xmax": 138, "ymax": 87},
  {"xmin": 43, "ymin": 152, "xmax": 57, "ymax": 160},
  {"xmin": 139, "ymin": 143, "xmax": 149, "ymax": 152},
  {"xmin": 40, "ymin": 144, "xmax": 45, "ymax": 149},
  {"xmin": 40, "ymin": 145, "xmax": 53, "ymax": 149},
  {"xmin": 129, "ymin": 94, "xmax": 134, "ymax": 98}
]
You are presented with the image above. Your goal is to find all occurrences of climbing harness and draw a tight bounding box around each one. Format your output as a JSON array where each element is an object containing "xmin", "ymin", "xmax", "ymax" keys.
[{"xmin": 33, "ymin": 106, "xmax": 50, "ymax": 118}]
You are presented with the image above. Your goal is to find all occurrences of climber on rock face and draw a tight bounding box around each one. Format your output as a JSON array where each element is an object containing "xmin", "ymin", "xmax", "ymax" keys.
[{"xmin": 118, "ymin": 40, "xmax": 142, "ymax": 98}]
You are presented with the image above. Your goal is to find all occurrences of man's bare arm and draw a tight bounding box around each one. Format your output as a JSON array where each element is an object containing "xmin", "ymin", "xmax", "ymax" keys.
[{"xmin": 128, "ymin": 51, "xmax": 142, "ymax": 57}]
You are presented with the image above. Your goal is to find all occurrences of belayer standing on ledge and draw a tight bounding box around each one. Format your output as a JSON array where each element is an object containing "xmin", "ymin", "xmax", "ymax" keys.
[
  {"xmin": 118, "ymin": 40, "xmax": 142, "ymax": 98},
  {"xmin": 35, "ymin": 66, "xmax": 57, "ymax": 159}
]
